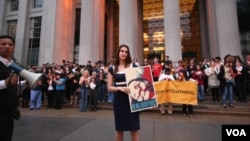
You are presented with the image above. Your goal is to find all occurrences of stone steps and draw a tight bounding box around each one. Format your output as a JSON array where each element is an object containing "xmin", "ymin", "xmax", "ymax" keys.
[
  {"xmin": 20, "ymin": 94, "xmax": 250, "ymax": 117},
  {"xmin": 96, "ymin": 96, "xmax": 250, "ymax": 117}
]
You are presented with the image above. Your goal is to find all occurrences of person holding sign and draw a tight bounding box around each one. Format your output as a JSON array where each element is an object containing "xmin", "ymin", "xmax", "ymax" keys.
[
  {"xmin": 89, "ymin": 71, "xmax": 100, "ymax": 111},
  {"xmin": 107, "ymin": 44, "xmax": 140, "ymax": 141},
  {"xmin": 158, "ymin": 67, "xmax": 175, "ymax": 115},
  {"xmin": 178, "ymin": 70, "xmax": 194, "ymax": 117}
]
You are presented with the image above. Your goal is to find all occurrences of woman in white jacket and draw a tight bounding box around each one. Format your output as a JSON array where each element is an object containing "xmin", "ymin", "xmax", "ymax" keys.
[
  {"xmin": 204, "ymin": 59, "xmax": 220, "ymax": 101},
  {"xmin": 158, "ymin": 67, "xmax": 175, "ymax": 115}
]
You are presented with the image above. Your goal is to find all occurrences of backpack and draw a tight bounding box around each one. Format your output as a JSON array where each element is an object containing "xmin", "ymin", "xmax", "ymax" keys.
[{"xmin": 217, "ymin": 66, "xmax": 225, "ymax": 81}]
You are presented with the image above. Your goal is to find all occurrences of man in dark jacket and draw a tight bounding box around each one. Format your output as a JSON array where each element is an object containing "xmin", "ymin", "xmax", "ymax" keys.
[
  {"xmin": 0, "ymin": 35, "xmax": 21, "ymax": 141},
  {"xmin": 85, "ymin": 60, "xmax": 93, "ymax": 75}
]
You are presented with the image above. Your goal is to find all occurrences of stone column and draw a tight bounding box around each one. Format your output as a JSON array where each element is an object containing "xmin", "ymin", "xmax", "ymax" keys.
[
  {"xmin": 107, "ymin": 0, "xmax": 115, "ymax": 62},
  {"xmin": 14, "ymin": 0, "xmax": 29, "ymax": 65},
  {"xmin": 119, "ymin": 0, "xmax": 140, "ymax": 58},
  {"xmin": 39, "ymin": 0, "xmax": 57, "ymax": 65},
  {"xmin": 0, "ymin": 0, "xmax": 7, "ymax": 34},
  {"xmin": 163, "ymin": 0, "xmax": 182, "ymax": 63},
  {"xmin": 214, "ymin": 0, "xmax": 241, "ymax": 59},
  {"xmin": 206, "ymin": 0, "xmax": 219, "ymax": 58},
  {"xmin": 79, "ymin": 0, "xmax": 95, "ymax": 64},
  {"xmin": 52, "ymin": 0, "xmax": 75, "ymax": 64},
  {"xmin": 199, "ymin": 0, "xmax": 210, "ymax": 58},
  {"xmin": 93, "ymin": 0, "xmax": 105, "ymax": 62},
  {"xmin": 136, "ymin": 0, "xmax": 144, "ymax": 63}
]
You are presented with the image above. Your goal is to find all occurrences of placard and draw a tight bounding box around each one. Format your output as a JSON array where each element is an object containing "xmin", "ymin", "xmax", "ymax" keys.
[
  {"xmin": 125, "ymin": 66, "xmax": 158, "ymax": 112},
  {"xmin": 154, "ymin": 80, "xmax": 198, "ymax": 105}
]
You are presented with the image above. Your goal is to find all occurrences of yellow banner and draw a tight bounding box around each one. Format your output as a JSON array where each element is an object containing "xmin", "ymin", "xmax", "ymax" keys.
[{"xmin": 154, "ymin": 80, "xmax": 197, "ymax": 105}]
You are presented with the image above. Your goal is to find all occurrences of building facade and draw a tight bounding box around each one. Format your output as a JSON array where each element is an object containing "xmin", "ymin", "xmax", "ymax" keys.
[{"xmin": 0, "ymin": 0, "xmax": 249, "ymax": 66}]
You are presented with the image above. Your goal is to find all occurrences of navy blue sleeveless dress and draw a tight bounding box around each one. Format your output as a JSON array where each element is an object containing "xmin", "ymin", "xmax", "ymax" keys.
[{"xmin": 109, "ymin": 67, "xmax": 140, "ymax": 131}]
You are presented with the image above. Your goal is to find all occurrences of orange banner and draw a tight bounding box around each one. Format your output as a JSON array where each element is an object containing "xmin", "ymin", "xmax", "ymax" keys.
[{"xmin": 154, "ymin": 80, "xmax": 197, "ymax": 105}]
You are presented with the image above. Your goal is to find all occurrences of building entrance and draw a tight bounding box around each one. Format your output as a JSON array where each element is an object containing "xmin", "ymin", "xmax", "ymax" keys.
[{"xmin": 142, "ymin": 0, "xmax": 201, "ymax": 63}]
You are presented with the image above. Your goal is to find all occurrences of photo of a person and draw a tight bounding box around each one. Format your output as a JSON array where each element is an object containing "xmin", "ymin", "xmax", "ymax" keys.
[
  {"xmin": 128, "ymin": 77, "xmax": 155, "ymax": 102},
  {"xmin": 125, "ymin": 65, "xmax": 158, "ymax": 112}
]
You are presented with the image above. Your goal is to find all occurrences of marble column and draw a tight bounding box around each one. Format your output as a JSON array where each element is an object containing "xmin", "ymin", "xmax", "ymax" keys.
[
  {"xmin": 39, "ymin": 0, "xmax": 57, "ymax": 65},
  {"xmin": 199, "ymin": 0, "xmax": 210, "ymax": 58},
  {"xmin": 14, "ymin": 0, "xmax": 29, "ymax": 65},
  {"xmin": 79, "ymin": 0, "xmax": 95, "ymax": 64},
  {"xmin": 52, "ymin": 0, "xmax": 75, "ymax": 64},
  {"xmin": 206, "ymin": 0, "xmax": 219, "ymax": 58},
  {"xmin": 93, "ymin": 0, "xmax": 105, "ymax": 62},
  {"xmin": 107, "ymin": 0, "xmax": 115, "ymax": 62},
  {"xmin": 119, "ymin": 0, "xmax": 141, "ymax": 58},
  {"xmin": 0, "ymin": 0, "xmax": 7, "ymax": 34},
  {"xmin": 163, "ymin": 0, "xmax": 182, "ymax": 64},
  {"xmin": 214, "ymin": 0, "xmax": 241, "ymax": 59},
  {"xmin": 136, "ymin": 0, "xmax": 144, "ymax": 64}
]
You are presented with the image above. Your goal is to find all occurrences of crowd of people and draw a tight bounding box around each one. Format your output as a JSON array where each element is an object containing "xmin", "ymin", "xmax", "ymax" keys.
[
  {"xmin": 156, "ymin": 54, "xmax": 249, "ymax": 116},
  {"xmin": 19, "ymin": 53, "xmax": 250, "ymax": 116},
  {"xmin": 1, "ymin": 34, "xmax": 249, "ymax": 141},
  {"xmin": 20, "ymin": 59, "xmax": 112, "ymax": 112}
]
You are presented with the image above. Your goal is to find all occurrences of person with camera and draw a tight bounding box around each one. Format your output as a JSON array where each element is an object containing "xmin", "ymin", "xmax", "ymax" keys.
[{"xmin": 0, "ymin": 35, "xmax": 21, "ymax": 141}]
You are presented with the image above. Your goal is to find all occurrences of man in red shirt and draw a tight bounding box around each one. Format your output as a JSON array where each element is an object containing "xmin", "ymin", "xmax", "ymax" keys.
[{"xmin": 152, "ymin": 57, "xmax": 162, "ymax": 82}]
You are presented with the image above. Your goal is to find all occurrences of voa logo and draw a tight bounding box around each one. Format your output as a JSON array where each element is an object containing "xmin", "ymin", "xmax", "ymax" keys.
[{"xmin": 226, "ymin": 129, "xmax": 247, "ymax": 136}]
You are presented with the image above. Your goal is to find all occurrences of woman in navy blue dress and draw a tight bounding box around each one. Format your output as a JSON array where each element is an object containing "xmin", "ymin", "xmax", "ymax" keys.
[{"xmin": 107, "ymin": 44, "xmax": 140, "ymax": 141}]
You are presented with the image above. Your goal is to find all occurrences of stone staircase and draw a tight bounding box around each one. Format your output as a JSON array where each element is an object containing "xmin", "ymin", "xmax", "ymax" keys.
[
  {"xmin": 97, "ymin": 95, "xmax": 250, "ymax": 117},
  {"xmin": 20, "ymin": 93, "xmax": 250, "ymax": 117}
]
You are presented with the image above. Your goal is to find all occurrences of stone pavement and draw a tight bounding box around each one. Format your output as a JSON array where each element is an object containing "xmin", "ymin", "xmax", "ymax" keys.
[
  {"xmin": 13, "ymin": 108, "xmax": 250, "ymax": 141},
  {"xmin": 98, "ymin": 99, "xmax": 250, "ymax": 117},
  {"xmin": 13, "ymin": 95, "xmax": 250, "ymax": 141}
]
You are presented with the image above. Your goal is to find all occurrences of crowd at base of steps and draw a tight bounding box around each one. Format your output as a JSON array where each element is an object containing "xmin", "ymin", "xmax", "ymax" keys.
[{"xmin": 19, "ymin": 54, "xmax": 250, "ymax": 116}]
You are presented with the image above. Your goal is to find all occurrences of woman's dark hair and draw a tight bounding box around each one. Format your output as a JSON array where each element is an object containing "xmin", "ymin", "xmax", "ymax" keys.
[
  {"xmin": 209, "ymin": 58, "xmax": 216, "ymax": 66},
  {"xmin": 99, "ymin": 68, "xmax": 105, "ymax": 74},
  {"xmin": 164, "ymin": 67, "xmax": 171, "ymax": 74},
  {"xmin": 114, "ymin": 44, "xmax": 132, "ymax": 73},
  {"xmin": 224, "ymin": 54, "xmax": 231, "ymax": 63},
  {"xmin": 210, "ymin": 58, "xmax": 215, "ymax": 62},
  {"xmin": 165, "ymin": 60, "xmax": 172, "ymax": 66},
  {"xmin": 215, "ymin": 56, "xmax": 221, "ymax": 61},
  {"xmin": 195, "ymin": 64, "xmax": 203, "ymax": 71},
  {"xmin": 179, "ymin": 69, "xmax": 188, "ymax": 80},
  {"xmin": 235, "ymin": 56, "xmax": 242, "ymax": 63}
]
